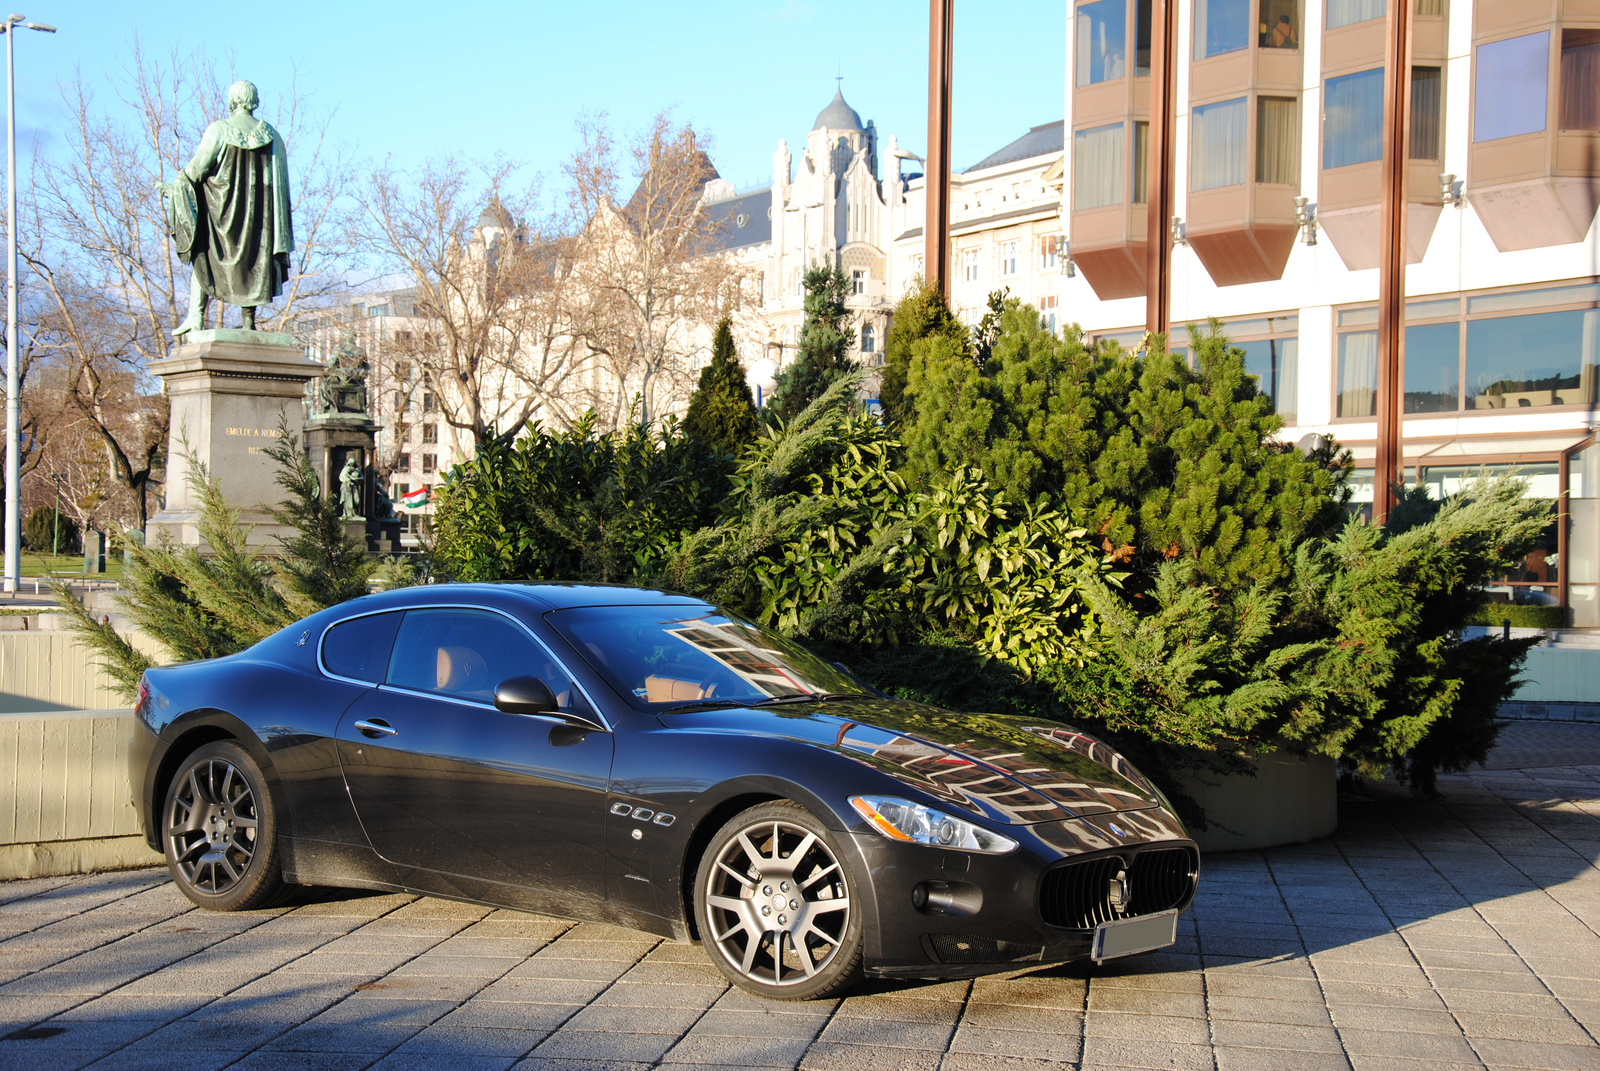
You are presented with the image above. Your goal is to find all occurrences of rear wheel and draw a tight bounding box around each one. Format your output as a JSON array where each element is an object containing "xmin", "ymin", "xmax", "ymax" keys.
[
  {"xmin": 163, "ymin": 741, "xmax": 287, "ymax": 911},
  {"xmin": 694, "ymin": 801, "xmax": 863, "ymax": 1000}
]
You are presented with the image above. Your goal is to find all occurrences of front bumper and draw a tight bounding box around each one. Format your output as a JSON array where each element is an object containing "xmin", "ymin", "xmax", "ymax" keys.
[{"xmin": 852, "ymin": 806, "xmax": 1198, "ymax": 979}]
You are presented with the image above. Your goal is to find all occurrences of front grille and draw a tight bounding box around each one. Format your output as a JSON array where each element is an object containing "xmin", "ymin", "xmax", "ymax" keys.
[
  {"xmin": 927, "ymin": 933, "xmax": 1045, "ymax": 964},
  {"xmin": 1039, "ymin": 845, "xmax": 1197, "ymax": 930}
]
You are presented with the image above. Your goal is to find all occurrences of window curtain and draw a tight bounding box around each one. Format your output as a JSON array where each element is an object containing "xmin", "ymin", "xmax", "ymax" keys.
[
  {"xmin": 1561, "ymin": 32, "xmax": 1600, "ymax": 131},
  {"xmin": 1133, "ymin": 121, "xmax": 1150, "ymax": 203},
  {"xmin": 1413, "ymin": 0, "xmax": 1442, "ymax": 15},
  {"xmin": 1276, "ymin": 339, "xmax": 1299, "ymax": 424},
  {"xmin": 1410, "ymin": 68, "xmax": 1442, "ymax": 159},
  {"xmin": 1324, "ymin": 68, "xmax": 1384, "ymax": 168},
  {"xmin": 1326, "ymin": 0, "xmax": 1384, "ymax": 29},
  {"xmin": 1583, "ymin": 309, "xmax": 1599, "ymax": 405},
  {"xmin": 1256, "ymin": 97, "xmax": 1298, "ymax": 184},
  {"xmin": 1338, "ymin": 331, "xmax": 1378, "ymax": 417},
  {"xmin": 1074, "ymin": 123, "xmax": 1125, "ymax": 210},
  {"xmin": 1076, "ymin": 0, "xmax": 1127, "ymax": 86},
  {"xmin": 1193, "ymin": 98, "xmax": 1247, "ymax": 190}
]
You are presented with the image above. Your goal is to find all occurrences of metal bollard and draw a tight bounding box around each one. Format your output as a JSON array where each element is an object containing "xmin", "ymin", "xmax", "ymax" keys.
[{"xmin": 1502, "ymin": 617, "xmax": 1511, "ymax": 641}]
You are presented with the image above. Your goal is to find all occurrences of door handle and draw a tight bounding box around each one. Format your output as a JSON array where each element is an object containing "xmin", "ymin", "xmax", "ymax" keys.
[{"xmin": 353, "ymin": 719, "xmax": 397, "ymax": 738}]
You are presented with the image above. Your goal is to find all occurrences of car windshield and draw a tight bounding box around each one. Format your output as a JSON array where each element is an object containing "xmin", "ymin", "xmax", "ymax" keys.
[{"xmin": 547, "ymin": 604, "xmax": 861, "ymax": 711}]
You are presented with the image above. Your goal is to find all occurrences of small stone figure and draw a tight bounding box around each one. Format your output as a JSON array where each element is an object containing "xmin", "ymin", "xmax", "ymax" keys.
[
  {"xmin": 158, "ymin": 80, "xmax": 294, "ymax": 339},
  {"xmin": 337, "ymin": 456, "xmax": 365, "ymax": 520}
]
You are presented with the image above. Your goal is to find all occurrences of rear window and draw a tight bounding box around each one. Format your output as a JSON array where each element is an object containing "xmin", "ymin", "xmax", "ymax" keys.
[
  {"xmin": 546, "ymin": 604, "xmax": 857, "ymax": 710},
  {"xmin": 321, "ymin": 612, "xmax": 402, "ymax": 684}
]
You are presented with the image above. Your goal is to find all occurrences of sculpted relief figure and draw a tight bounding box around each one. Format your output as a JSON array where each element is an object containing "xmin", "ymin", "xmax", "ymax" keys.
[{"xmin": 159, "ymin": 80, "xmax": 294, "ymax": 339}]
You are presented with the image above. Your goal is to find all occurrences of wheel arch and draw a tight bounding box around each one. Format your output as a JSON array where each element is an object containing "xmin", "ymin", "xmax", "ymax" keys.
[{"xmin": 149, "ymin": 712, "xmax": 284, "ymax": 849}]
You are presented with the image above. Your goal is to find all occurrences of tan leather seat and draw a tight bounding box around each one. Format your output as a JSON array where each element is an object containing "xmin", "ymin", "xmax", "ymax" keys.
[
  {"xmin": 644, "ymin": 675, "xmax": 706, "ymax": 703},
  {"xmin": 437, "ymin": 646, "xmax": 487, "ymax": 693}
]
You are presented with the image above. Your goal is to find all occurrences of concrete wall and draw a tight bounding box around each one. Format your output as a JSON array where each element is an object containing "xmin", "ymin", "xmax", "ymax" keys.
[
  {"xmin": 1515, "ymin": 647, "xmax": 1600, "ymax": 705},
  {"xmin": 0, "ymin": 631, "xmax": 132, "ymax": 714},
  {"xmin": 0, "ymin": 710, "xmax": 162, "ymax": 879},
  {"xmin": 1176, "ymin": 752, "xmax": 1339, "ymax": 854}
]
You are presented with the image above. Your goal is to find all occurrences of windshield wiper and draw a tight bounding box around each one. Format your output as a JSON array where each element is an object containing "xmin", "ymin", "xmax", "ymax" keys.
[
  {"xmin": 658, "ymin": 699, "xmax": 751, "ymax": 715},
  {"xmin": 753, "ymin": 692, "xmax": 876, "ymax": 706}
]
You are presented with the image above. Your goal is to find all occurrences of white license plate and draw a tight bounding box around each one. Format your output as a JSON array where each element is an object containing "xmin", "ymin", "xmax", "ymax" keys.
[{"xmin": 1092, "ymin": 910, "xmax": 1178, "ymax": 961}]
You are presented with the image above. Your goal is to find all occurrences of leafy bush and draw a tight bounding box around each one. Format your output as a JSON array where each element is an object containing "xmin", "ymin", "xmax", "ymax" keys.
[
  {"xmin": 1465, "ymin": 604, "xmax": 1563, "ymax": 629},
  {"xmin": 24, "ymin": 506, "xmax": 80, "ymax": 555}
]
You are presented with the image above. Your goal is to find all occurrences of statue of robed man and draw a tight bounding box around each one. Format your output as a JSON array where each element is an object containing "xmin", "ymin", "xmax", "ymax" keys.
[{"xmin": 159, "ymin": 80, "xmax": 294, "ymax": 339}]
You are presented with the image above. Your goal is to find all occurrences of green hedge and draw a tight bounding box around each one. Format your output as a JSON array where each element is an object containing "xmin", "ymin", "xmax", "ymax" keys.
[{"xmin": 1466, "ymin": 604, "xmax": 1564, "ymax": 629}]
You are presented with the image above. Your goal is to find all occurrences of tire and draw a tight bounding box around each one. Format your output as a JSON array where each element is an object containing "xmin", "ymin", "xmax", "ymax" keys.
[
  {"xmin": 162, "ymin": 741, "xmax": 288, "ymax": 911},
  {"xmin": 695, "ymin": 800, "xmax": 864, "ymax": 1000}
]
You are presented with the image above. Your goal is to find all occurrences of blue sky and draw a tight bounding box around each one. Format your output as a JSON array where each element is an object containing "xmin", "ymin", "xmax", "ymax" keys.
[{"xmin": 18, "ymin": 1, "xmax": 1066, "ymax": 193}]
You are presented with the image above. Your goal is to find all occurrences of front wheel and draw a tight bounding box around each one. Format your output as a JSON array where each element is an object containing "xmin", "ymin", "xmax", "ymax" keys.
[
  {"xmin": 695, "ymin": 801, "xmax": 864, "ymax": 1000},
  {"xmin": 163, "ymin": 741, "xmax": 288, "ymax": 911}
]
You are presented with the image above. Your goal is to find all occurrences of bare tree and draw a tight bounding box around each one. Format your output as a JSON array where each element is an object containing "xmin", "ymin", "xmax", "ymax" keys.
[
  {"xmin": 353, "ymin": 157, "xmax": 592, "ymax": 449},
  {"xmin": 564, "ymin": 111, "xmax": 743, "ymax": 426},
  {"xmin": 23, "ymin": 43, "xmax": 352, "ymax": 529}
]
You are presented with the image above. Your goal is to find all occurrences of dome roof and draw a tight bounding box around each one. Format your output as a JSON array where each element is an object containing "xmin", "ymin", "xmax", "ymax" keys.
[{"xmin": 812, "ymin": 87, "xmax": 864, "ymax": 132}]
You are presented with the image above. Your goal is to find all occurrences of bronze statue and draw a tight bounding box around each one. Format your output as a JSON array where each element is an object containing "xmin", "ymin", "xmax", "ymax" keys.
[
  {"xmin": 159, "ymin": 80, "xmax": 294, "ymax": 339},
  {"xmin": 337, "ymin": 456, "xmax": 365, "ymax": 520},
  {"xmin": 314, "ymin": 334, "xmax": 371, "ymax": 416}
]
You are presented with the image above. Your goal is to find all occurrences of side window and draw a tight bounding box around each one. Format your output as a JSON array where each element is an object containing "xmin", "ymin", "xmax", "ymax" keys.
[
  {"xmin": 321, "ymin": 612, "xmax": 403, "ymax": 684},
  {"xmin": 386, "ymin": 608, "xmax": 585, "ymax": 712}
]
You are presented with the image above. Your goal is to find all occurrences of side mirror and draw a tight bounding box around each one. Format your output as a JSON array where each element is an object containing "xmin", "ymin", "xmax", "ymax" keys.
[
  {"xmin": 494, "ymin": 675, "xmax": 559, "ymax": 716},
  {"xmin": 494, "ymin": 675, "xmax": 609, "ymax": 733}
]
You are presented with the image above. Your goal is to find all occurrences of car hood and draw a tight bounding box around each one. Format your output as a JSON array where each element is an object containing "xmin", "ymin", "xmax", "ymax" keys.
[{"xmin": 671, "ymin": 698, "xmax": 1163, "ymax": 824}]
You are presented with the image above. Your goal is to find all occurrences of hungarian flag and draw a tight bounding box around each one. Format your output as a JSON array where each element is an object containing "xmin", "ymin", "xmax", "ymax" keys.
[{"xmin": 401, "ymin": 486, "xmax": 430, "ymax": 509}]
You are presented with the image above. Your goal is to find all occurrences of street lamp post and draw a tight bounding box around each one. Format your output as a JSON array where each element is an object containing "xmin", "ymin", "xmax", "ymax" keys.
[
  {"xmin": 49, "ymin": 470, "xmax": 61, "ymax": 556},
  {"xmin": 1, "ymin": 13, "xmax": 54, "ymax": 594}
]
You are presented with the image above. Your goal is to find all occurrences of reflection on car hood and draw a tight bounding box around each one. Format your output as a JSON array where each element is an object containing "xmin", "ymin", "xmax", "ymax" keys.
[{"xmin": 676, "ymin": 698, "xmax": 1162, "ymax": 823}]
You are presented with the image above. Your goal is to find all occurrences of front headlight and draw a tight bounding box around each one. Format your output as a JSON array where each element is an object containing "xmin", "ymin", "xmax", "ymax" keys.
[{"xmin": 850, "ymin": 796, "xmax": 1017, "ymax": 854}]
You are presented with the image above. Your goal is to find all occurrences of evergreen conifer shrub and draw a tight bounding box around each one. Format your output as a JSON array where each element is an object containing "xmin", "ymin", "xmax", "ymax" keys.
[
  {"xmin": 767, "ymin": 263, "xmax": 855, "ymax": 422},
  {"xmin": 879, "ymin": 279, "xmax": 966, "ymax": 426},
  {"xmin": 682, "ymin": 317, "xmax": 758, "ymax": 457},
  {"xmin": 24, "ymin": 506, "xmax": 80, "ymax": 555}
]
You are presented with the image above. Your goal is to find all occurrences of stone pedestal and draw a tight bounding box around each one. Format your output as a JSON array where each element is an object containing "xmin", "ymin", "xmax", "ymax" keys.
[
  {"xmin": 147, "ymin": 330, "xmax": 324, "ymax": 548},
  {"xmin": 305, "ymin": 415, "xmax": 380, "ymax": 521}
]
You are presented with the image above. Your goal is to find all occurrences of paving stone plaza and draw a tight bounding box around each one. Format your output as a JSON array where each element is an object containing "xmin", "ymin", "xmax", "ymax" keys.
[{"xmin": 1, "ymin": 721, "xmax": 1597, "ymax": 1071}]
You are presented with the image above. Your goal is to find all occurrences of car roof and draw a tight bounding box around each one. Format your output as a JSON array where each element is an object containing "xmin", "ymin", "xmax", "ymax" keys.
[{"xmin": 343, "ymin": 582, "xmax": 710, "ymax": 615}]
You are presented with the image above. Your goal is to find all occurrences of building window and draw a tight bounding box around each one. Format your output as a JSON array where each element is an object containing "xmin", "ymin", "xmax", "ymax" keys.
[
  {"xmin": 1256, "ymin": 97, "xmax": 1298, "ymax": 184},
  {"xmin": 1074, "ymin": 122, "xmax": 1124, "ymax": 209},
  {"xmin": 1404, "ymin": 322, "xmax": 1460, "ymax": 413},
  {"xmin": 422, "ymin": 423, "xmax": 438, "ymax": 445},
  {"xmin": 1325, "ymin": 0, "xmax": 1382, "ymax": 30},
  {"xmin": 862, "ymin": 324, "xmax": 877, "ymax": 354},
  {"xmin": 1000, "ymin": 240, "xmax": 1019, "ymax": 276},
  {"xmin": 792, "ymin": 269, "xmax": 803, "ymax": 296},
  {"xmin": 1039, "ymin": 235, "xmax": 1060, "ymax": 270},
  {"xmin": 1040, "ymin": 295, "xmax": 1060, "ymax": 334},
  {"xmin": 1076, "ymin": 0, "xmax": 1127, "ymax": 85},
  {"xmin": 1261, "ymin": 0, "xmax": 1299, "ymax": 47},
  {"xmin": 1410, "ymin": 67, "xmax": 1442, "ymax": 159},
  {"xmin": 1193, "ymin": 97, "xmax": 1247, "ymax": 190},
  {"xmin": 1193, "ymin": 0, "xmax": 1249, "ymax": 60},
  {"xmin": 1336, "ymin": 283, "xmax": 1600, "ymax": 418},
  {"xmin": 1324, "ymin": 68, "xmax": 1384, "ymax": 168},
  {"xmin": 422, "ymin": 454, "xmax": 437, "ymax": 475},
  {"xmin": 1133, "ymin": 121, "xmax": 1150, "ymax": 202},
  {"xmin": 1560, "ymin": 29, "xmax": 1600, "ymax": 131},
  {"xmin": 1135, "ymin": 0, "xmax": 1153, "ymax": 73},
  {"xmin": 1336, "ymin": 331, "xmax": 1377, "ymax": 418},
  {"xmin": 422, "ymin": 391, "xmax": 437, "ymax": 412},
  {"xmin": 962, "ymin": 248, "xmax": 980, "ymax": 282},
  {"xmin": 394, "ymin": 483, "xmax": 410, "ymax": 500},
  {"xmin": 852, "ymin": 269, "xmax": 866, "ymax": 295},
  {"xmin": 1475, "ymin": 32, "xmax": 1550, "ymax": 143},
  {"xmin": 396, "ymin": 453, "xmax": 411, "ymax": 473}
]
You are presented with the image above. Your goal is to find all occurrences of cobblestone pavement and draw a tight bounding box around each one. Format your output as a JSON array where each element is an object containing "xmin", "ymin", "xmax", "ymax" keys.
[{"xmin": 2, "ymin": 723, "xmax": 1597, "ymax": 1071}]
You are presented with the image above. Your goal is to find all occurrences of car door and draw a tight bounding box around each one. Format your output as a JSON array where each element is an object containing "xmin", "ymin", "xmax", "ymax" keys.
[{"xmin": 335, "ymin": 606, "xmax": 614, "ymax": 905}]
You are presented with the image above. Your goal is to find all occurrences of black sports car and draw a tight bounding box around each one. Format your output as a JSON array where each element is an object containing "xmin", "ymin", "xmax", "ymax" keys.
[{"xmin": 130, "ymin": 583, "xmax": 1199, "ymax": 1000}]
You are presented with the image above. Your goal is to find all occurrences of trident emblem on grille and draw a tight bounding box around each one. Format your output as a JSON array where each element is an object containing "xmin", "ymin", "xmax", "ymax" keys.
[{"xmin": 1107, "ymin": 868, "xmax": 1130, "ymax": 911}]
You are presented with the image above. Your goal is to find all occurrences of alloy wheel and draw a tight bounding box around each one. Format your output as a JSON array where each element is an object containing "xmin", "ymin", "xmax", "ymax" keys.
[
  {"xmin": 703, "ymin": 817, "xmax": 852, "ymax": 988},
  {"xmin": 165, "ymin": 756, "xmax": 260, "ymax": 895}
]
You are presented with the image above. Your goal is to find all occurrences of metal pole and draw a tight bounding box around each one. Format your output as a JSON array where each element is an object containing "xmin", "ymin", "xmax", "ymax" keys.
[
  {"xmin": 1144, "ymin": 0, "xmax": 1176, "ymax": 338},
  {"xmin": 2, "ymin": 16, "xmax": 16, "ymax": 592},
  {"xmin": 925, "ymin": 0, "xmax": 953, "ymax": 300},
  {"xmin": 1374, "ymin": 0, "xmax": 1412, "ymax": 526},
  {"xmin": 50, "ymin": 472, "xmax": 58, "ymax": 557}
]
